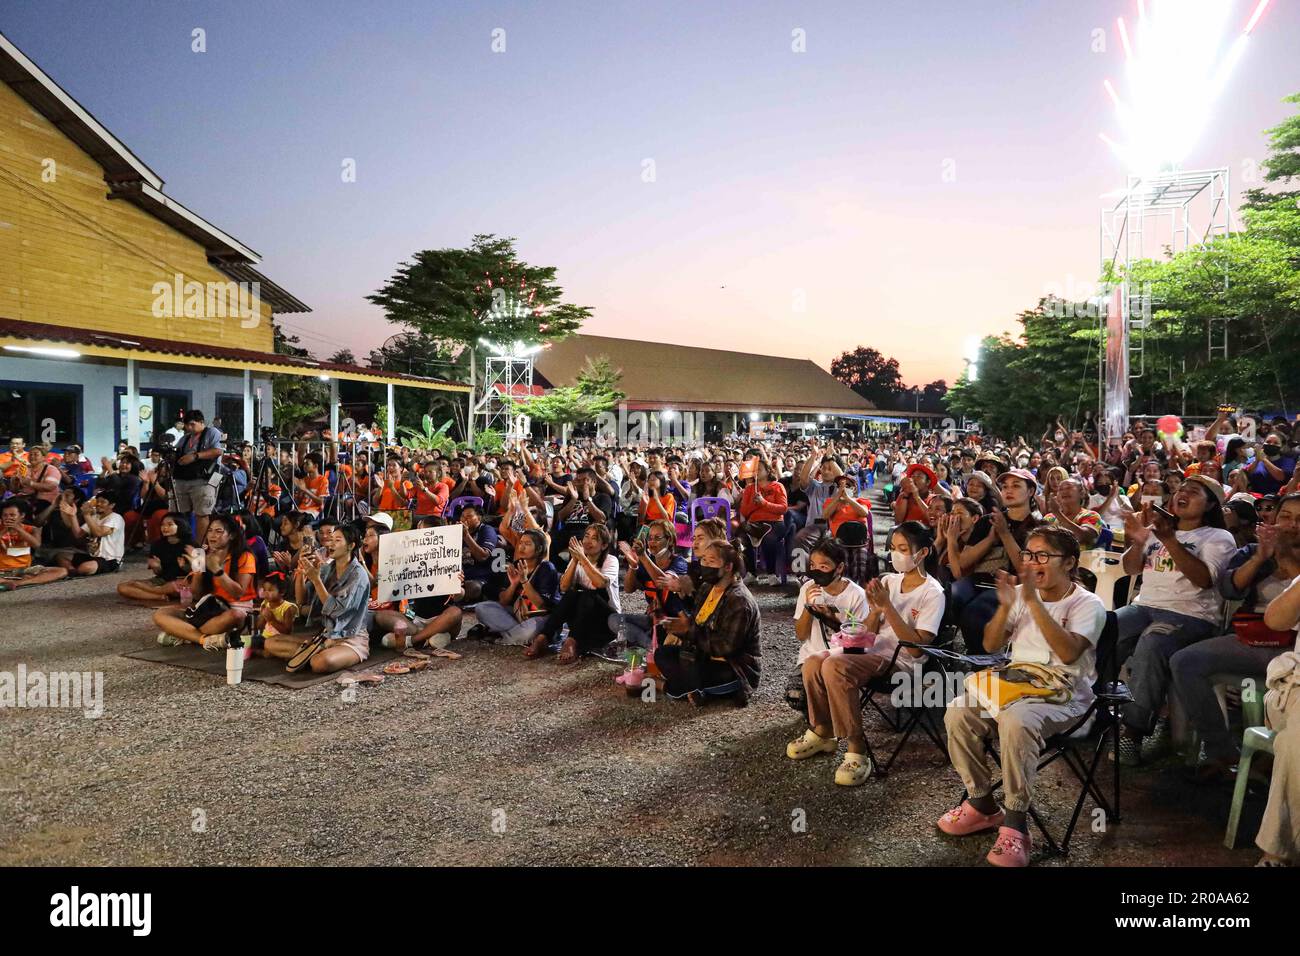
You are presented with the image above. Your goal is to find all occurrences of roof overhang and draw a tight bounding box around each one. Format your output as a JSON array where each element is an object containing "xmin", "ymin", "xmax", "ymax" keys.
[
  {"xmin": 0, "ymin": 318, "xmax": 470, "ymax": 393},
  {"xmin": 0, "ymin": 31, "xmax": 163, "ymax": 190}
]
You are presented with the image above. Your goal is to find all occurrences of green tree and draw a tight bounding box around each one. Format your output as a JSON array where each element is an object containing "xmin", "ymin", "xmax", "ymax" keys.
[
  {"xmin": 830, "ymin": 346, "xmax": 903, "ymax": 408},
  {"xmin": 270, "ymin": 324, "xmax": 328, "ymax": 434},
  {"xmin": 367, "ymin": 234, "xmax": 590, "ymax": 350}
]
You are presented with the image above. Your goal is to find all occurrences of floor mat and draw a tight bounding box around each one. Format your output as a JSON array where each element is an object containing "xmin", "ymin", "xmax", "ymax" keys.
[{"xmin": 122, "ymin": 642, "xmax": 402, "ymax": 689}]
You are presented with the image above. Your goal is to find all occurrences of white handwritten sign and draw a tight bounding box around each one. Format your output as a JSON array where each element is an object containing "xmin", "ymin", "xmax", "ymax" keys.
[{"xmin": 376, "ymin": 524, "xmax": 462, "ymax": 603}]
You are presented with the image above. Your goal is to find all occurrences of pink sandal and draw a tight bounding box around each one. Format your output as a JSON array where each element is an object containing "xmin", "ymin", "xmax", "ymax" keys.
[
  {"xmin": 986, "ymin": 826, "xmax": 1031, "ymax": 867},
  {"xmin": 936, "ymin": 800, "xmax": 1005, "ymax": 836}
]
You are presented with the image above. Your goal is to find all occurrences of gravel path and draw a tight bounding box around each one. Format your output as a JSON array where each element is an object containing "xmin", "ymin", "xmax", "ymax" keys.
[{"xmin": 0, "ymin": 504, "xmax": 1260, "ymax": 866}]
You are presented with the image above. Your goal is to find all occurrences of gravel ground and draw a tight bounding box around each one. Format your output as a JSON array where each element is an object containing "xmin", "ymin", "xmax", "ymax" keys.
[{"xmin": 0, "ymin": 499, "xmax": 1265, "ymax": 867}]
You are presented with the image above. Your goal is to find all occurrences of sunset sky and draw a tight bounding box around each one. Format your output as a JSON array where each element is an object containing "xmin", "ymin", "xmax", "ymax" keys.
[{"xmin": 5, "ymin": 0, "xmax": 1297, "ymax": 386}]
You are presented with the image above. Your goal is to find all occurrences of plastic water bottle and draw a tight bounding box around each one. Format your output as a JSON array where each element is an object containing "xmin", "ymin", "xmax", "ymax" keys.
[{"xmin": 555, "ymin": 623, "xmax": 570, "ymax": 652}]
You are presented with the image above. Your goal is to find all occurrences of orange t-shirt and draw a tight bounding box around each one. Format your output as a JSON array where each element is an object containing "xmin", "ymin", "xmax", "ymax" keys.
[
  {"xmin": 0, "ymin": 524, "xmax": 35, "ymax": 570},
  {"xmin": 0, "ymin": 452, "xmax": 29, "ymax": 479},
  {"xmin": 493, "ymin": 478, "xmax": 526, "ymax": 512},
  {"xmin": 377, "ymin": 479, "xmax": 413, "ymax": 512},
  {"xmin": 213, "ymin": 551, "xmax": 257, "ymax": 603},
  {"xmin": 414, "ymin": 478, "xmax": 449, "ymax": 516},
  {"xmin": 295, "ymin": 474, "xmax": 330, "ymax": 515},
  {"xmin": 827, "ymin": 497, "xmax": 872, "ymax": 536},
  {"xmin": 640, "ymin": 492, "xmax": 676, "ymax": 523}
]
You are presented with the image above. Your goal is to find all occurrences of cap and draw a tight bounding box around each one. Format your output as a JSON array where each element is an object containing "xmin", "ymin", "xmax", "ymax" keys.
[
  {"xmin": 997, "ymin": 468, "xmax": 1039, "ymax": 492},
  {"xmin": 367, "ymin": 512, "xmax": 394, "ymax": 531},
  {"xmin": 1183, "ymin": 473, "xmax": 1226, "ymax": 508}
]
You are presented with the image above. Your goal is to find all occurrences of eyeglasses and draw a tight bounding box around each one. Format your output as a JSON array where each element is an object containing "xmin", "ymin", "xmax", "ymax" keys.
[{"xmin": 1022, "ymin": 550, "xmax": 1066, "ymax": 565}]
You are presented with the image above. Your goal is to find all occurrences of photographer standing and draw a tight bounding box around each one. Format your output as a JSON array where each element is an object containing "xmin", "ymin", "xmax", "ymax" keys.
[{"xmin": 172, "ymin": 409, "xmax": 224, "ymax": 543}]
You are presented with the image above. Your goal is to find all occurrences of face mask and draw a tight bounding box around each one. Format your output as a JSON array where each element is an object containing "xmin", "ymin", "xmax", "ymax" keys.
[
  {"xmin": 699, "ymin": 565, "xmax": 724, "ymax": 585},
  {"xmin": 891, "ymin": 550, "xmax": 918, "ymax": 573},
  {"xmin": 807, "ymin": 568, "xmax": 837, "ymax": 587}
]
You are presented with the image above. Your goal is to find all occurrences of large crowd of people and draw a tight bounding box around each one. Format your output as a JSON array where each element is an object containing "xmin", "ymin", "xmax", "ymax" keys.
[{"xmin": 2, "ymin": 405, "xmax": 1298, "ymax": 868}]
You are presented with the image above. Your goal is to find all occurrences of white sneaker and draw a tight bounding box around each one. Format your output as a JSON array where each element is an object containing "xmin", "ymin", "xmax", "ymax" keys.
[
  {"xmin": 201, "ymin": 634, "xmax": 227, "ymax": 652},
  {"xmin": 834, "ymin": 754, "xmax": 873, "ymax": 786},
  {"xmin": 786, "ymin": 729, "xmax": 838, "ymax": 760},
  {"xmin": 157, "ymin": 631, "xmax": 184, "ymax": 647}
]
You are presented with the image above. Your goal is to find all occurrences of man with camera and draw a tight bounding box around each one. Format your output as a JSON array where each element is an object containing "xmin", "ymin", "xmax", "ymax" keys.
[{"xmin": 171, "ymin": 409, "xmax": 224, "ymax": 543}]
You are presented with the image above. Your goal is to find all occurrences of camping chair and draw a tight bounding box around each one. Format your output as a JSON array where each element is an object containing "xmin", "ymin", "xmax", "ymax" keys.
[
  {"xmin": 859, "ymin": 625, "xmax": 966, "ymax": 775},
  {"xmin": 970, "ymin": 611, "xmax": 1131, "ymax": 857},
  {"xmin": 445, "ymin": 495, "xmax": 483, "ymax": 521},
  {"xmin": 834, "ymin": 520, "xmax": 879, "ymax": 587}
]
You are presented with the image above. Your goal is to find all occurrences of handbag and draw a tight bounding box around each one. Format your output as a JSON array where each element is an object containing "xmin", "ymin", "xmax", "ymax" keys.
[
  {"xmin": 964, "ymin": 662, "xmax": 1073, "ymax": 717},
  {"xmin": 184, "ymin": 593, "xmax": 231, "ymax": 629},
  {"xmin": 1232, "ymin": 612, "xmax": 1296, "ymax": 649}
]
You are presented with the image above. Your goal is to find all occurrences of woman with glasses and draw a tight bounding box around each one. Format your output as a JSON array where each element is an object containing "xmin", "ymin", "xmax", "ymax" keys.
[{"xmin": 938, "ymin": 527, "xmax": 1107, "ymax": 867}]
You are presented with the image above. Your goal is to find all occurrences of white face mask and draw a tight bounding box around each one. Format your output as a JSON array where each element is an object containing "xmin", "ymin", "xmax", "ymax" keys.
[{"xmin": 891, "ymin": 550, "xmax": 918, "ymax": 573}]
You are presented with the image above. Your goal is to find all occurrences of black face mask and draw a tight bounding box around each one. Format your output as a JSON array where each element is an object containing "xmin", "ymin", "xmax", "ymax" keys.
[
  {"xmin": 699, "ymin": 565, "xmax": 724, "ymax": 585},
  {"xmin": 807, "ymin": 568, "xmax": 837, "ymax": 587}
]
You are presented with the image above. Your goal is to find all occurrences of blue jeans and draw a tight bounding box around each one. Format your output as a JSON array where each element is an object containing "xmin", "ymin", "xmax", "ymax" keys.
[
  {"xmin": 1170, "ymin": 634, "xmax": 1283, "ymax": 762},
  {"xmin": 1114, "ymin": 604, "xmax": 1218, "ymax": 735},
  {"xmin": 471, "ymin": 601, "xmax": 547, "ymax": 646}
]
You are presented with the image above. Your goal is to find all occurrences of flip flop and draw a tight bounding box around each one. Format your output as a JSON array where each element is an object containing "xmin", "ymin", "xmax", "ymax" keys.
[
  {"xmin": 337, "ymin": 673, "xmax": 385, "ymax": 686},
  {"xmin": 401, "ymin": 648, "xmax": 431, "ymax": 660},
  {"xmin": 382, "ymin": 662, "xmax": 411, "ymax": 675},
  {"xmin": 405, "ymin": 658, "xmax": 429, "ymax": 672},
  {"xmin": 428, "ymin": 648, "xmax": 462, "ymax": 660}
]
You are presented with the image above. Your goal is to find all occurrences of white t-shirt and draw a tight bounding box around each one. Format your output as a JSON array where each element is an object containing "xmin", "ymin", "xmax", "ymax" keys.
[
  {"xmin": 1004, "ymin": 584, "xmax": 1107, "ymax": 706},
  {"xmin": 84, "ymin": 512, "xmax": 125, "ymax": 562},
  {"xmin": 869, "ymin": 572, "xmax": 946, "ymax": 667},
  {"xmin": 1134, "ymin": 526, "xmax": 1237, "ymax": 621},
  {"xmin": 576, "ymin": 552, "xmax": 621, "ymax": 614},
  {"xmin": 794, "ymin": 578, "xmax": 869, "ymax": 664}
]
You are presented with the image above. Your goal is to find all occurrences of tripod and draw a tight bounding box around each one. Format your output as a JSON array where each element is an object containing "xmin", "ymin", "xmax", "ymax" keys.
[{"xmin": 244, "ymin": 445, "xmax": 293, "ymax": 535}]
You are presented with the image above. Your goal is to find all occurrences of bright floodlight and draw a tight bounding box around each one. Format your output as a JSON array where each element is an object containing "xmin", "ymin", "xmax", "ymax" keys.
[
  {"xmin": 1101, "ymin": 0, "xmax": 1270, "ymax": 175},
  {"xmin": 748, "ymin": 412, "xmax": 760, "ymax": 422},
  {"xmin": 661, "ymin": 408, "xmax": 676, "ymax": 420},
  {"xmin": 818, "ymin": 414, "xmax": 827, "ymax": 422}
]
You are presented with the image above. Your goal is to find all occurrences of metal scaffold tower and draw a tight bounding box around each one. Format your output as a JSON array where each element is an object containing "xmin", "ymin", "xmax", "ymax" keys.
[{"xmin": 1098, "ymin": 166, "xmax": 1232, "ymax": 443}]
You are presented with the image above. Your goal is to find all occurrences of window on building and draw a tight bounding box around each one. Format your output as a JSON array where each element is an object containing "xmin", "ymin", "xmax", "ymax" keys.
[{"xmin": 0, "ymin": 382, "xmax": 82, "ymax": 447}]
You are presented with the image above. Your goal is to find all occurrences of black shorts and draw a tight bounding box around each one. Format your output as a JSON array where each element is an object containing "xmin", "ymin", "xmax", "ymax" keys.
[{"xmin": 71, "ymin": 555, "xmax": 121, "ymax": 575}]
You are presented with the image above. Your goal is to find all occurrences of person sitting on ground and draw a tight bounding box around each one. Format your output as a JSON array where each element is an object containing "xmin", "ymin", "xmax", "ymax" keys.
[
  {"xmin": 458, "ymin": 504, "xmax": 503, "ymax": 604},
  {"xmin": 469, "ymin": 529, "xmax": 561, "ymax": 646},
  {"xmin": 57, "ymin": 491, "xmax": 125, "ymax": 577},
  {"xmin": 611, "ymin": 519, "xmax": 689, "ymax": 650},
  {"xmin": 1116, "ymin": 474, "xmax": 1237, "ymax": 765},
  {"xmin": 788, "ymin": 521, "xmax": 945, "ymax": 786},
  {"xmin": 783, "ymin": 539, "xmax": 869, "ymax": 715},
  {"xmin": 528, "ymin": 523, "xmax": 622, "ymax": 662},
  {"xmin": 251, "ymin": 571, "xmax": 301, "ymax": 659},
  {"xmin": 1043, "ymin": 478, "xmax": 1103, "ymax": 550},
  {"xmin": 937, "ymin": 527, "xmax": 1107, "ymax": 867},
  {"xmin": 117, "ymin": 511, "xmax": 194, "ymax": 602},
  {"xmin": 359, "ymin": 513, "xmax": 412, "ymax": 645},
  {"xmin": 655, "ymin": 539, "xmax": 761, "ymax": 705},
  {"xmin": 153, "ymin": 514, "xmax": 256, "ymax": 647},
  {"xmin": 11, "ymin": 444, "xmax": 62, "ymax": 524},
  {"xmin": 1254, "ymin": 540, "xmax": 1300, "ymax": 867},
  {"xmin": 1170, "ymin": 492, "xmax": 1300, "ymax": 782},
  {"xmin": 279, "ymin": 524, "xmax": 372, "ymax": 673},
  {"xmin": 0, "ymin": 500, "xmax": 69, "ymax": 590}
]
